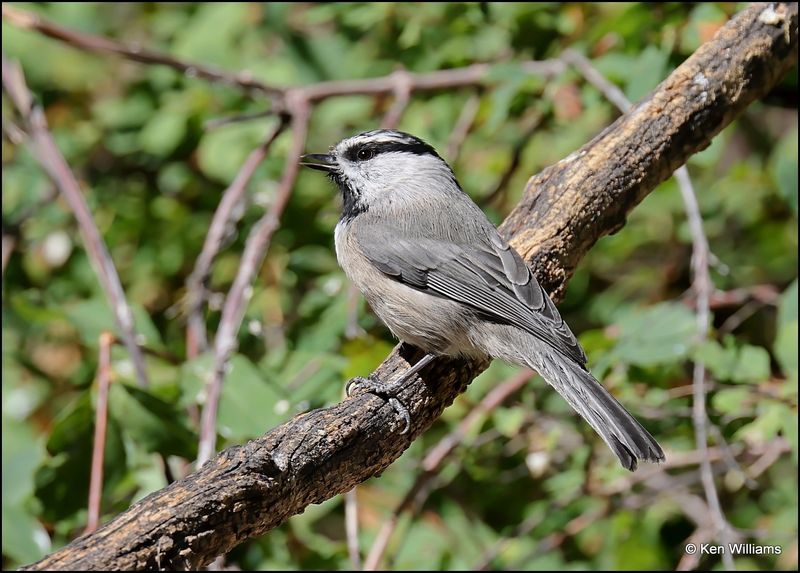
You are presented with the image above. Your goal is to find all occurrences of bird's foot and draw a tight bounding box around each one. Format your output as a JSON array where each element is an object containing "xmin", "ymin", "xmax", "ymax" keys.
[
  {"xmin": 345, "ymin": 354, "xmax": 437, "ymax": 436},
  {"xmin": 346, "ymin": 376, "xmax": 411, "ymax": 434}
]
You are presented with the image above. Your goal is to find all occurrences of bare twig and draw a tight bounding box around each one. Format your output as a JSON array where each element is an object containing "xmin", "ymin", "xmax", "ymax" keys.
[
  {"xmin": 380, "ymin": 69, "xmax": 413, "ymax": 130},
  {"xmin": 562, "ymin": 49, "xmax": 632, "ymax": 113},
  {"xmin": 709, "ymin": 425, "xmax": 757, "ymax": 488},
  {"xmin": 690, "ymin": 284, "xmax": 779, "ymax": 310},
  {"xmin": 2, "ymin": 5, "xmax": 564, "ymax": 107},
  {"xmin": 363, "ymin": 370, "xmax": 531, "ymax": 570},
  {"xmin": 675, "ymin": 167, "xmax": 735, "ymax": 570},
  {"xmin": 299, "ymin": 60, "xmax": 565, "ymax": 103},
  {"xmin": 1, "ymin": 4, "xmax": 284, "ymax": 99},
  {"xmin": 445, "ymin": 93, "xmax": 481, "ymax": 163},
  {"xmin": 204, "ymin": 110, "xmax": 276, "ymax": 131},
  {"xmin": 1, "ymin": 234, "xmax": 15, "ymax": 277},
  {"xmin": 677, "ymin": 527, "xmax": 716, "ymax": 571},
  {"xmin": 85, "ymin": 332, "xmax": 115, "ymax": 534},
  {"xmin": 185, "ymin": 118, "xmax": 287, "ymax": 358},
  {"xmin": 197, "ymin": 93, "xmax": 310, "ymax": 467},
  {"xmin": 344, "ymin": 489, "xmax": 361, "ymax": 570},
  {"xmin": 717, "ymin": 299, "xmax": 766, "ymax": 334},
  {"xmin": 2, "ymin": 53, "xmax": 150, "ymax": 389},
  {"xmin": 746, "ymin": 437, "xmax": 790, "ymax": 479}
]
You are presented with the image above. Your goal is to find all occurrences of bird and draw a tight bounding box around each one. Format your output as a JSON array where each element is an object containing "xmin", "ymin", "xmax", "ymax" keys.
[{"xmin": 300, "ymin": 129, "xmax": 665, "ymax": 471}]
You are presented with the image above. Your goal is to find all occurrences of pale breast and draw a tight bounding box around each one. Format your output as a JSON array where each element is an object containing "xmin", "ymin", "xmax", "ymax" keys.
[{"xmin": 334, "ymin": 220, "xmax": 478, "ymax": 356}]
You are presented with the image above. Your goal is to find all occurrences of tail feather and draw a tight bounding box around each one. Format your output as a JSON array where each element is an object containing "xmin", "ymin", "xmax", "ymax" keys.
[{"xmin": 529, "ymin": 347, "xmax": 665, "ymax": 471}]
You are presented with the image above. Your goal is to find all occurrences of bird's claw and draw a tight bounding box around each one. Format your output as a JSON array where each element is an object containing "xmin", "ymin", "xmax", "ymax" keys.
[
  {"xmin": 345, "ymin": 376, "xmax": 411, "ymax": 434},
  {"xmin": 345, "ymin": 376, "xmax": 370, "ymax": 397}
]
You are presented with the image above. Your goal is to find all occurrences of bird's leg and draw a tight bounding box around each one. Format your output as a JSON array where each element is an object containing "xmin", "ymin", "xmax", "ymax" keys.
[{"xmin": 346, "ymin": 353, "xmax": 437, "ymax": 434}]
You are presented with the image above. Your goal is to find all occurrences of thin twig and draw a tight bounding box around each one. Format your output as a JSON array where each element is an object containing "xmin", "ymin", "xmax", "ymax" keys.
[
  {"xmin": 1, "ymin": 4, "xmax": 284, "ymax": 99},
  {"xmin": 562, "ymin": 49, "xmax": 632, "ymax": 113},
  {"xmin": 689, "ymin": 284, "xmax": 779, "ymax": 310},
  {"xmin": 185, "ymin": 118, "xmax": 287, "ymax": 359},
  {"xmin": 204, "ymin": 110, "xmax": 276, "ymax": 131},
  {"xmin": 197, "ymin": 93, "xmax": 310, "ymax": 467},
  {"xmin": 85, "ymin": 332, "xmax": 115, "ymax": 534},
  {"xmin": 566, "ymin": 48, "xmax": 736, "ymax": 570},
  {"xmin": 709, "ymin": 425, "xmax": 757, "ymax": 489},
  {"xmin": 746, "ymin": 437, "xmax": 789, "ymax": 480},
  {"xmin": 717, "ymin": 299, "xmax": 765, "ymax": 335},
  {"xmin": 2, "ymin": 5, "xmax": 564, "ymax": 107},
  {"xmin": 380, "ymin": 69, "xmax": 413, "ymax": 130},
  {"xmin": 2, "ymin": 53, "xmax": 150, "ymax": 389},
  {"xmin": 677, "ymin": 527, "xmax": 716, "ymax": 571},
  {"xmin": 363, "ymin": 370, "xmax": 531, "ymax": 570},
  {"xmin": 344, "ymin": 489, "xmax": 361, "ymax": 570},
  {"xmin": 675, "ymin": 167, "xmax": 735, "ymax": 570},
  {"xmin": 1, "ymin": 234, "xmax": 15, "ymax": 277},
  {"xmin": 445, "ymin": 93, "xmax": 481, "ymax": 163},
  {"xmin": 302, "ymin": 60, "xmax": 565, "ymax": 103}
]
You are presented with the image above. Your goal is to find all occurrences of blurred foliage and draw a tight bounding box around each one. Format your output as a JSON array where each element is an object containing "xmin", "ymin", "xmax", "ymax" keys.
[{"xmin": 2, "ymin": 2, "xmax": 797, "ymax": 571}]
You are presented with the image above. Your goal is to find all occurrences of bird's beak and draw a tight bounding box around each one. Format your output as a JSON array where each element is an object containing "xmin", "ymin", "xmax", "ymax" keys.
[{"xmin": 300, "ymin": 153, "xmax": 337, "ymax": 173}]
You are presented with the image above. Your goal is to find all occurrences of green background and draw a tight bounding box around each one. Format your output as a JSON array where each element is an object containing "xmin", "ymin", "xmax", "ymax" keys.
[{"xmin": 2, "ymin": 3, "xmax": 797, "ymax": 570}]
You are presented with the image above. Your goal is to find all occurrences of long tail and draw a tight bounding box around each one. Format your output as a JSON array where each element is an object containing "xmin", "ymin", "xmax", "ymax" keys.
[{"xmin": 528, "ymin": 345, "xmax": 665, "ymax": 471}]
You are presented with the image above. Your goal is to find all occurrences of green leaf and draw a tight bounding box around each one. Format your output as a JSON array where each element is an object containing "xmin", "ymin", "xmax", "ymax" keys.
[
  {"xmin": 139, "ymin": 105, "xmax": 188, "ymax": 157},
  {"xmin": 732, "ymin": 344, "xmax": 771, "ymax": 384},
  {"xmin": 63, "ymin": 298, "xmax": 163, "ymax": 350},
  {"xmin": 196, "ymin": 120, "xmax": 276, "ymax": 184},
  {"xmin": 775, "ymin": 322, "xmax": 798, "ymax": 378},
  {"xmin": 770, "ymin": 129, "xmax": 799, "ymax": 214},
  {"xmin": 93, "ymin": 93, "xmax": 155, "ymax": 130},
  {"xmin": 712, "ymin": 387, "xmax": 751, "ymax": 416},
  {"xmin": 1, "ymin": 504, "xmax": 50, "ymax": 566},
  {"xmin": 2, "ymin": 418, "xmax": 46, "ymax": 507},
  {"xmin": 612, "ymin": 303, "xmax": 697, "ymax": 366},
  {"xmin": 492, "ymin": 407, "xmax": 526, "ymax": 438},
  {"xmin": 778, "ymin": 280, "xmax": 798, "ymax": 329},
  {"xmin": 693, "ymin": 339, "xmax": 737, "ymax": 381},
  {"xmin": 35, "ymin": 394, "xmax": 126, "ymax": 522},
  {"xmin": 734, "ymin": 403, "xmax": 792, "ymax": 445},
  {"xmin": 109, "ymin": 384, "xmax": 197, "ymax": 458},
  {"xmin": 775, "ymin": 281, "xmax": 798, "ymax": 377},
  {"xmin": 625, "ymin": 45, "xmax": 668, "ymax": 103},
  {"xmin": 172, "ymin": 3, "xmax": 250, "ymax": 65},
  {"xmin": 217, "ymin": 354, "xmax": 285, "ymax": 442}
]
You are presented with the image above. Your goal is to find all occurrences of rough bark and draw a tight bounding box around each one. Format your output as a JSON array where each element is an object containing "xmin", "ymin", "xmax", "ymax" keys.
[
  {"xmin": 501, "ymin": 2, "xmax": 798, "ymax": 297},
  {"xmin": 21, "ymin": 3, "xmax": 797, "ymax": 571}
]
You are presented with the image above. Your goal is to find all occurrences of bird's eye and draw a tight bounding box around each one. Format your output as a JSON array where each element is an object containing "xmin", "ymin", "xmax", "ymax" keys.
[{"xmin": 356, "ymin": 148, "xmax": 374, "ymax": 161}]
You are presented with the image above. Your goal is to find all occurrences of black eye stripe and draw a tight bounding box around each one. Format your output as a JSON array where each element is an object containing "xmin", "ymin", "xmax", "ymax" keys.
[{"xmin": 344, "ymin": 140, "xmax": 440, "ymax": 162}]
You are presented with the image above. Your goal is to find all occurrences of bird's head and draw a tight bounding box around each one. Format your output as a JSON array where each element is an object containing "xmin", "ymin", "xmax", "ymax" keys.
[{"xmin": 301, "ymin": 129, "xmax": 460, "ymax": 220}]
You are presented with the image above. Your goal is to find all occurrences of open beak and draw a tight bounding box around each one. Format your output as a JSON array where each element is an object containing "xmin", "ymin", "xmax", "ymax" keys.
[{"xmin": 300, "ymin": 153, "xmax": 337, "ymax": 173}]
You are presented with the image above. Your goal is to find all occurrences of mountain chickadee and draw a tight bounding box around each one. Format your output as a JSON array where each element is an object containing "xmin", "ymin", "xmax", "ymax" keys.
[{"xmin": 301, "ymin": 129, "xmax": 664, "ymax": 471}]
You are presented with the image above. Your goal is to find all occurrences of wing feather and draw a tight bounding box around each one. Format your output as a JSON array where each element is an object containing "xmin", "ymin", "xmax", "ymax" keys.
[{"xmin": 355, "ymin": 225, "xmax": 587, "ymax": 365}]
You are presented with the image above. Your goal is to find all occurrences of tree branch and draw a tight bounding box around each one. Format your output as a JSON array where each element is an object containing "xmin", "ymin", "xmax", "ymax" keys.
[
  {"xmin": 19, "ymin": 2, "xmax": 798, "ymax": 570},
  {"xmin": 198, "ymin": 95, "xmax": 310, "ymax": 466},
  {"xmin": 501, "ymin": 1, "xmax": 797, "ymax": 298},
  {"xmin": 1, "ymin": 4, "xmax": 285, "ymax": 99},
  {"xmin": 184, "ymin": 118, "xmax": 287, "ymax": 358},
  {"xmin": 2, "ymin": 52, "xmax": 151, "ymax": 389}
]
